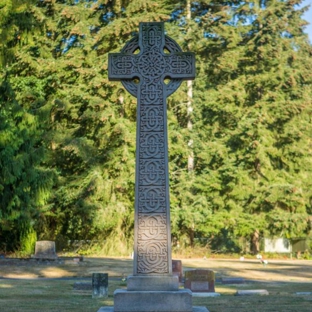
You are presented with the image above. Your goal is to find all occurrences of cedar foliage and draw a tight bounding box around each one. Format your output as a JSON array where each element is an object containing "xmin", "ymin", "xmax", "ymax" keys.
[{"xmin": 0, "ymin": 0, "xmax": 311, "ymax": 255}]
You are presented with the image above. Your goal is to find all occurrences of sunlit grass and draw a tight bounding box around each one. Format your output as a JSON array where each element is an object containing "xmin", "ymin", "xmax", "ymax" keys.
[{"xmin": 0, "ymin": 257, "xmax": 311, "ymax": 311}]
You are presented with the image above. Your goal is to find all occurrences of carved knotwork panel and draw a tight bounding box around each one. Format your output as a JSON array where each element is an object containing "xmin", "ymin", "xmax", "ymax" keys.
[
  {"xmin": 138, "ymin": 187, "xmax": 166, "ymax": 213},
  {"xmin": 140, "ymin": 106, "xmax": 164, "ymax": 132},
  {"xmin": 140, "ymin": 132, "xmax": 164, "ymax": 159},
  {"xmin": 139, "ymin": 159, "xmax": 165, "ymax": 186}
]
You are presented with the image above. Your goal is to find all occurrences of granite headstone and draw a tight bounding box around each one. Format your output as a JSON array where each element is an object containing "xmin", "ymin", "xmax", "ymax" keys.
[
  {"xmin": 184, "ymin": 269, "xmax": 215, "ymax": 293},
  {"xmin": 33, "ymin": 240, "xmax": 57, "ymax": 260}
]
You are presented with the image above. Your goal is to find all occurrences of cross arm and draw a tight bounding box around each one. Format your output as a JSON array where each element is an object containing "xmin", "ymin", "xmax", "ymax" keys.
[
  {"xmin": 108, "ymin": 53, "xmax": 139, "ymax": 81},
  {"xmin": 164, "ymin": 52, "xmax": 195, "ymax": 80}
]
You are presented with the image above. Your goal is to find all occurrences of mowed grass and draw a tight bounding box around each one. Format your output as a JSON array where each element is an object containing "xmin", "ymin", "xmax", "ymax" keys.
[{"xmin": 0, "ymin": 257, "xmax": 311, "ymax": 312}]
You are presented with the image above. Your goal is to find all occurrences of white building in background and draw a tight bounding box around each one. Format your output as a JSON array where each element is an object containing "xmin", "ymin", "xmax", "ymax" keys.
[{"xmin": 264, "ymin": 238, "xmax": 292, "ymax": 253}]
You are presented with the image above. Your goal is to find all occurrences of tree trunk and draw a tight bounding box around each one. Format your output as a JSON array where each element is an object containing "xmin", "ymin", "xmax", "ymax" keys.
[
  {"xmin": 186, "ymin": 0, "xmax": 194, "ymax": 173},
  {"xmin": 251, "ymin": 230, "xmax": 260, "ymax": 254}
]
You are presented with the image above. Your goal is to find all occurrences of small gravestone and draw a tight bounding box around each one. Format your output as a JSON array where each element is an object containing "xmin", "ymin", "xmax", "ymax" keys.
[
  {"xmin": 172, "ymin": 260, "xmax": 183, "ymax": 283},
  {"xmin": 184, "ymin": 269, "xmax": 215, "ymax": 293},
  {"xmin": 92, "ymin": 273, "xmax": 108, "ymax": 298},
  {"xmin": 33, "ymin": 241, "xmax": 58, "ymax": 260},
  {"xmin": 295, "ymin": 292, "xmax": 312, "ymax": 295},
  {"xmin": 236, "ymin": 289, "xmax": 269, "ymax": 296}
]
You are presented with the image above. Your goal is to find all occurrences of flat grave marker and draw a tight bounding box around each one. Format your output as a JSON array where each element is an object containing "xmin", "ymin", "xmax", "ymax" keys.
[{"xmin": 236, "ymin": 289, "xmax": 269, "ymax": 296}]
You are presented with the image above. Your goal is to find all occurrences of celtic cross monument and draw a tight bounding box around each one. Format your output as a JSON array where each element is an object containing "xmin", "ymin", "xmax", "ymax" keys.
[{"xmin": 98, "ymin": 22, "xmax": 208, "ymax": 312}]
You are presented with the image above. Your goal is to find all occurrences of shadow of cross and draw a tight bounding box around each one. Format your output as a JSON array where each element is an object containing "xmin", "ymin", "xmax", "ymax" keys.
[{"xmin": 108, "ymin": 22, "xmax": 195, "ymax": 276}]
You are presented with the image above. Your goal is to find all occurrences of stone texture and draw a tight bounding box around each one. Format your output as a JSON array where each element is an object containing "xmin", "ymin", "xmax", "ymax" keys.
[
  {"xmin": 92, "ymin": 273, "xmax": 108, "ymax": 298},
  {"xmin": 114, "ymin": 289, "xmax": 192, "ymax": 312},
  {"xmin": 236, "ymin": 289, "xmax": 269, "ymax": 296},
  {"xmin": 172, "ymin": 260, "xmax": 183, "ymax": 283},
  {"xmin": 33, "ymin": 241, "xmax": 57, "ymax": 260},
  {"xmin": 192, "ymin": 293, "xmax": 221, "ymax": 297},
  {"xmin": 127, "ymin": 275, "xmax": 179, "ymax": 291},
  {"xmin": 184, "ymin": 269, "xmax": 215, "ymax": 293}
]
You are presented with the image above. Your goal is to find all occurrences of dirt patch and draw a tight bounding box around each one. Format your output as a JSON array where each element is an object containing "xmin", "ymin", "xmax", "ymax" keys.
[
  {"xmin": 0, "ymin": 257, "xmax": 311, "ymax": 282},
  {"xmin": 181, "ymin": 258, "xmax": 312, "ymax": 282}
]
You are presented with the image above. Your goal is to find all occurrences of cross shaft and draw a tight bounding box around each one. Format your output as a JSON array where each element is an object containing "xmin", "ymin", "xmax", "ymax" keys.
[{"xmin": 108, "ymin": 22, "xmax": 195, "ymax": 275}]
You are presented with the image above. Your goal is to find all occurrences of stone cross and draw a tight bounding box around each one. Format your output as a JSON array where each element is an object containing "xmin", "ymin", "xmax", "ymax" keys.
[{"xmin": 108, "ymin": 22, "xmax": 195, "ymax": 276}]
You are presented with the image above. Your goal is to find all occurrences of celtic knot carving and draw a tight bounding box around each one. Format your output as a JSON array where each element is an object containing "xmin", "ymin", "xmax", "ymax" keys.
[
  {"xmin": 139, "ymin": 159, "xmax": 165, "ymax": 186},
  {"xmin": 140, "ymin": 106, "xmax": 164, "ymax": 132},
  {"xmin": 140, "ymin": 82, "xmax": 163, "ymax": 105},
  {"xmin": 138, "ymin": 214, "xmax": 167, "ymax": 240},
  {"xmin": 140, "ymin": 132, "xmax": 164, "ymax": 159},
  {"xmin": 137, "ymin": 240, "xmax": 168, "ymax": 274},
  {"xmin": 138, "ymin": 50, "xmax": 166, "ymax": 78},
  {"xmin": 138, "ymin": 187, "xmax": 166, "ymax": 213},
  {"xmin": 108, "ymin": 22, "xmax": 195, "ymax": 275},
  {"xmin": 118, "ymin": 35, "xmax": 186, "ymax": 98}
]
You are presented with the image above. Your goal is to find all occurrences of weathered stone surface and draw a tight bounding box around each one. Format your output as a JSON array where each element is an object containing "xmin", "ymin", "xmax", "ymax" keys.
[
  {"xmin": 192, "ymin": 293, "xmax": 221, "ymax": 297},
  {"xmin": 92, "ymin": 273, "xmax": 108, "ymax": 298},
  {"xmin": 114, "ymin": 289, "xmax": 193, "ymax": 312},
  {"xmin": 236, "ymin": 289, "xmax": 269, "ymax": 296},
  {"xmin": 172, "ymin": 259, "xmax": 183, "ymax": 282},
  {"xmin": 33, "ymin": 241, "xmax": 57, "ymax": 260},
  {"xmin": 184, "ymin": 269, "xmax": 215, "ymax": 293},
  {"xmin": 127, "ymin": 275, "xmax": 179, "ymax": 291}
]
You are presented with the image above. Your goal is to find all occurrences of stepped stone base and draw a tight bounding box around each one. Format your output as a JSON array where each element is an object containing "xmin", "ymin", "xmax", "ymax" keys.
[
  {"xmin": 96, "ymin": 275, "xmax": 209, "ymax": 312},
  {"xmin": 97, "ymin": 306, "xmax": 209, "ymax": 312},
  {"xmin": 127, "ymin": 275, "xmax": 179, "ymax": 291},
  {"xmin": 114, "ymin": 289, "xmax": 192, "ymax": 312}
]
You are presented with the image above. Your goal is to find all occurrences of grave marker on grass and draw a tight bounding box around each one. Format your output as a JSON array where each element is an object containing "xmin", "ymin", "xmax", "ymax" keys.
[
  {"xmin": 97, "ymin": 22, "xmax": 208, "ymax": 312},
  {"xmin": 33, "ymin": 241, "xmax": 58, "ymax": 260},
  {"xmin": 184, "ymin": 269, "xmax": 215, "ymax": 293},
  {"xmin": 172, "ymin": 260, "xmax": 183, "ymax": 283}
]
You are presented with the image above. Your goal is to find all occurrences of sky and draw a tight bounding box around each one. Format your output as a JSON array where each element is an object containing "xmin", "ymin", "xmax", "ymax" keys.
[{"xmin": 301, "ymin": 0, "xmax": 312, "ymax": 42}]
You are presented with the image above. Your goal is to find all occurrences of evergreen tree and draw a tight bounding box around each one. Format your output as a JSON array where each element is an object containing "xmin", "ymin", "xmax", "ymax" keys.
[
  {"xmin": 4, "ymin": 0, "xmax": 179, "ymax": 254},
  {"xmin": 1, "ymin": 0, "xmax": 311, "ymax": 255},
  {"xmin": 0, "ymin": 0, "xmax": 56, "ymax": 252},
  {"xmin": 189, "ymin": 0, "xmax": 312, "ymax": 252}
]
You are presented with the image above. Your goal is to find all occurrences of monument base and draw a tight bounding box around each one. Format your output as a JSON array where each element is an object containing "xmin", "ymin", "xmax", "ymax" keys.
[
  {"xmin": 114, "ymin": 289, "xmax": 192, "ymax": 312},
  {"xmin": 96, "ymin": 277, "xmax": 209, "ymax": 312},
  {"xmin": 97, "ymin": 306, "xmax": 209, "ymax": 312},
  {"xmin": 127, "ymin": 275, "xmax": 179, "ymax": 291}
]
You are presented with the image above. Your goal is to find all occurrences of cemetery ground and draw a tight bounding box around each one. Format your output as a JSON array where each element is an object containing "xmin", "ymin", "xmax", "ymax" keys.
[{"xmin": 0, "ymin": 257, "xmax": 311, "ymax": 312}]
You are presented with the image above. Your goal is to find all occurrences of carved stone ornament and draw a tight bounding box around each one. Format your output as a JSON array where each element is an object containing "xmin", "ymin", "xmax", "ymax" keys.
[{"xmin": 108, "ymin": 22, "xmax": 195, "ymax": 275}]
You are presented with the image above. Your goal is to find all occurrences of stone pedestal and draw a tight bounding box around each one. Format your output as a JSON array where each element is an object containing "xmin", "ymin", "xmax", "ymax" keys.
[
  {"xmin": 97, "ymin": 275, "xmax": 209, "ymax": 312},
  {"xmin": 114, "ymin": 289, "xmax": 192, "ymax": 312}
]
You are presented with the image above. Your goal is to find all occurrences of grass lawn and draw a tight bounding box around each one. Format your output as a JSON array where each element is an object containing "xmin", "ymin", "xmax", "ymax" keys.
[{"xmin": 0, "ymin": 257, "xmax": 311, "ymax": 312}]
